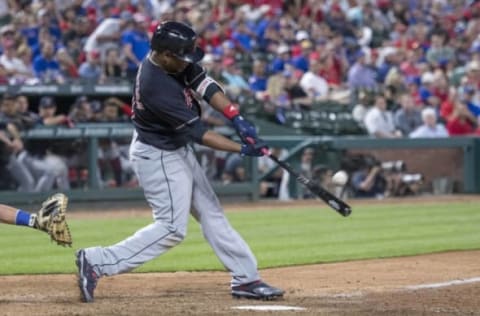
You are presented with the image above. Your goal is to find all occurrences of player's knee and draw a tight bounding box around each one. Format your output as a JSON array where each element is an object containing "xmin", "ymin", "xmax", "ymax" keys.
[{"xmin": 165, "ymin": 230, "xmax": 186, "ymax": 246}]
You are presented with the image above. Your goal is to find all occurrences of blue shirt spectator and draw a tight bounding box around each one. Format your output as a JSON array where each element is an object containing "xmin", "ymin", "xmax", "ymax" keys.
[
  {"xmin": 78, "ymin": 51, "xmax": 102, "ymax": 82},
  {"xmin": 347, "ymin": 51, "xmax": 377, "ymax": 91},
  {"xmin": 232, "ymin": 22, "xmax": 254, "ymax": 52},
  {"xmin": 269, "ymin": 44, "xmax": 291, "ymax": 74},
  {"xmin": 248, "ymin": 60, "xmax": 268, "ymax": 92},
  {"xmin": 249, "ymin": 75, "xmax": 267, "ymax": 92},
  {"xmin": 33, "ymin": 42, "xmax": 63, "ymax": 83},
  {"xmin": 121, "ymin": 15, "xmax": 150, "ymax": 76}
]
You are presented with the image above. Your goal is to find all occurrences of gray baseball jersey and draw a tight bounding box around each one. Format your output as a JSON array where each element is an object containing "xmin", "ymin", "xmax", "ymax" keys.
[{"xmin": 83, "ymin": 57, "xmax": 260, "ymax": 286}]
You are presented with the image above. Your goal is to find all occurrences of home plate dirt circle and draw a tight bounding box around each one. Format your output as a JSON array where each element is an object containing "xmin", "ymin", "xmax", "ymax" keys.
[{"xmin": 232, "ymin": 305, "xmax": 306, "ymax": 311}]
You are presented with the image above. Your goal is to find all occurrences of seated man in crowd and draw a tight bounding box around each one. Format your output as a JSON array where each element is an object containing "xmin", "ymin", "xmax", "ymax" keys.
[
  {"xmin": 364, "ymin": 93, "xmax": 402, "ymax": 138},
  {"xmin": 409, "ymin": 107, "xmax": 448, "ymax": 138}
]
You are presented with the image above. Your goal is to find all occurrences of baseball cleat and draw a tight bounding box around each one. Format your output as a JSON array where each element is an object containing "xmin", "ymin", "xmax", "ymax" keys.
[
  {"xmin": 231, "ymin": 280, "xmax": 284, "ymax": 300},
  {"xmin": 75, "ymin": 249, "xmax": 98, "ymax": 303}
]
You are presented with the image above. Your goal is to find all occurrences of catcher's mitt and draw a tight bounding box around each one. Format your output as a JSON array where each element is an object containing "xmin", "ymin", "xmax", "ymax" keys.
[{"xmin": 33, "ymin": 193, "xmax": 72, "ymax": 247}]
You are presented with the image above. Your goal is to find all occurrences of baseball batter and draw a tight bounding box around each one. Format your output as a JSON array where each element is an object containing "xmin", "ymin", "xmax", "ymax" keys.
[{"xmin": 76, "ymin": 21, "xmax": 284, "ymax": 302}]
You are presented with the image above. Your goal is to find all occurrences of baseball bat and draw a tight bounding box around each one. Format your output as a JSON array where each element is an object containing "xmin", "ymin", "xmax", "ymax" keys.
[
  {"xmin": 265, "ymin": 152, "xmax": 352, "ymax": 217},
  {"xmin": 246, "ymin": 138, "xmax": 352, "ymax": 217}
]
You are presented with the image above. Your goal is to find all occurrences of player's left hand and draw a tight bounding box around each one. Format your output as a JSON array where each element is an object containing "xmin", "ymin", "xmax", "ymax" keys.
[
  {"xmin": 240, "ymin": 138, "xmax": 269, "ymax": 157},
  {"xmin": 232, "ymin": 115, "xmax": 258, "ymax": 143}
]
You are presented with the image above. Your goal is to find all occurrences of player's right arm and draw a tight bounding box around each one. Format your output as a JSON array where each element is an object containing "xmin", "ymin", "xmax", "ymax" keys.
[{"xmin": 185, "ymin": 63, "xmax": 259, "ymax": 144}]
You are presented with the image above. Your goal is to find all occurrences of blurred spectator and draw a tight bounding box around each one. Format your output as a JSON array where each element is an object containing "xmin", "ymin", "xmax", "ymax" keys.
[
  {"xmin": 0, "ymin": 94, "xmax": 53, "ymax": 192},
  {"xmin": 317, "ymin": 44, "xmax": 344, "ymax": 88},
  {"xmin": 78, "ymin": 50, "xmax": 102, "ymax": 82},
  {"xmin": 0, "ymin": 63, "xmax": 7, "ymax": 84},
  {"xmin": 269, "ymin": 44, "xmax": 291, "ymax": 74},
  {"xmin": 298, "ymin": 147, "xmax": 315, "ymax": 199},
  {"xmin": 351, "ymin": 162, "xmax": 386, "ymax": 199},
  {"xmin": 364, "ymin": 93, "xmax": 402, "ymax": 138},
  {"xmin": 394, "ymin": 93, "xmax": 422, "ymax": 136},
  {"xmin": 0, "ymin": 24, "xmax": 34, "ymax": 84},
  {"xmin": 265, "ymin": 69, "xmax": 291, "ymax": 123},
  {"xmin": 418, "ymin": 72, "xmax": 440, "ymax": 108},
  {"xmin": 221, "ymin": 153, "xmax": 245, "ymax": 184},
  {"xmin": 459, "ymin": 85, "xmax": 480, "ymax": 119},
  {"xmin": 221, "ymin": 57, "xmax": 250, "ymax": 98},
  {"xmin": 347, "ymin": 50, "xmax": 377, "ymax": 93},
  {"xmin": 98, "ymin": 97, "xmax": 131, "ymax": 122},
  {"xmin": 56, "ymin": 47, "xmax": 79, "ymax": 80},
  {"xmin": 201, "ymin": 53, "xmax": 224, "ymax": 83},
  {"xmin": 21, "ymin": 96, "xmax": 71, "ymax": 191},
  {"xmin": 231, "ymin": 21, "xmax": 255, "ymax": 53},
  {"xmin": 426, "ymin": 31, "xmax": 455, "ymax": 67},
  {"xmin": 446, "ymin": 100, "xmax": 477, "ymax": 136},
  {"xmin": 37, "ymin": 96, "xmax": 72, "ymax": 127},
  {"xmin": 94, "ymin": 97, "xmax": 132, "ymax": 187},
  {"xmin": 84, "ymin": 10, "xmax": 131, "ymax": 58},
  {"xmin": 101, "ymin": 47, "xmax": 127, "ymax": 82},
  {"xmin": 258, "ymin": 147, "xmax": 288, "ymax": 198},
  {"xmin": 21, "ymin": 7, "xmax": 62, "ymax": 53},
  {"xmin": 292, "ymin": 38, "xmax": 312, "ymax": 72},
  {"xmin": 284, "ymin": 68, "xmax": 312, "ymax": 109},
  {"xmin": 33, "ymin": 41, "xmax": 64, "ymax": 83},
  {"xmin": 248, "ymin": 59, "xmax": 268, "ymax": 95},
  {"xmin": 16, "ymin": 95, "xmax": 40, "ymax": 129},
  {"xmin": 0, "ymin": 117, "xmax": 33, "ymax": 191},
  {"xmin": 121, "ymin": 12, "xmax": 149, "ymax": 79},
  {"xmin": 16, "ymin": 43, "xmax": 38, "ymax": 84},
  {"xmin": 409, "ymin": 107, "xmax": 448, "ymax": 138},
  {"xmin": 299, "ymin": 59, "xmax": 329, "ymax": 101},
  {"xmin": 69, "ymin": 96, "xmax": 93, "ymax": 123}
]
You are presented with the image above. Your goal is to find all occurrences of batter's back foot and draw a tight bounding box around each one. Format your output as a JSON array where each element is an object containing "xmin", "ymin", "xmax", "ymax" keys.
[{"xmin": 231, "ymin": 280, "xmax": 284, "ymax": 300}]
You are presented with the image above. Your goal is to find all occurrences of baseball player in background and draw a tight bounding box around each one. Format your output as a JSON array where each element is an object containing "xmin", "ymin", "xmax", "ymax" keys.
[{"xmin": 75, "ymin": 21, "xmax": 284, "ymax": 303}]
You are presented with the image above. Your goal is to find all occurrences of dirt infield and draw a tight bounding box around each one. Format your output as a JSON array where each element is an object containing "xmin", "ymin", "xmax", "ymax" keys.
[
  {"xmin": 1, "ymin": 251, "xmax": 479, "ymax": 316},
  {"xmin": 1, "ymin": 196, "xmax": 480, "ymax": 316}
]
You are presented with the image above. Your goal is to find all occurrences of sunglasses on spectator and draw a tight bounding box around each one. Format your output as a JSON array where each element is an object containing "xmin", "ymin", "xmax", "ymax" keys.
[{"xmin": 2, "ymin": 31, "xmax": 14, "ymax": 37}]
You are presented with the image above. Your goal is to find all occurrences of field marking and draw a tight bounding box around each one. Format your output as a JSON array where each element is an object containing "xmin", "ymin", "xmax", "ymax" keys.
[
  {"xmin": 232, "ymin": 305, "xmax": 306, "ymax": 311},
  {"xmin": 405, "ymin": 277, "xmax": 480, "ymax": 290}
]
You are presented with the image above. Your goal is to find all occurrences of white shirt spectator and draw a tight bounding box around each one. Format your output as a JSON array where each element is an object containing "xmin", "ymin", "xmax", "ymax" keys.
[
  {"xmin": 84, "ymin": 17, "xmax": 122, "ymax": 55},
  {"xmin": 409, "ymin": 124, "xmax": 448, "ymax": 138},
  {"xmin": 0, "ymin": 54, "xmax": 33, "ymax": 84},
  {"xmin": 299, "ymin": 71, "xmax": 329, "ymax": 99},
  {"xmin": 364, "ymin": 107, "xmax": 396, "ymax": 136},
  {"xmin": 409, "ymin": 107, "xmax": 449, "ymax": 138}
]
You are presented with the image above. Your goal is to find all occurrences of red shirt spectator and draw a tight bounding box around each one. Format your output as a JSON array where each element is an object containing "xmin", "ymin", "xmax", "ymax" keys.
[
  {"xmin": 446, "ymin": 102, "xmax": 476, "ymax": 136},
  {"xmin": 318, "ymin": 52, "xmax": 343, "ymax": 86},
  {"xmin": 447, "ymin": 118, "xmax": 475, "ymax": 135},
  {"xmin": 440, "ymin": 99, "xmax": 454, "ymax": 120}
]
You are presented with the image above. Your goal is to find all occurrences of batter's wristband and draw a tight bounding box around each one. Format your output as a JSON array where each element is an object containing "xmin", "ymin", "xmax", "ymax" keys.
[{"xmin": 222, "ymin": 104, "xmax": 240, "ymax": 120}]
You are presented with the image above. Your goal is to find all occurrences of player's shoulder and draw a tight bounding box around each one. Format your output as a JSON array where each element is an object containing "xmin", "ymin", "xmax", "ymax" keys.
[{"xmin": 138, "ymin": 59, "xmax": 183, "ymax": 96}]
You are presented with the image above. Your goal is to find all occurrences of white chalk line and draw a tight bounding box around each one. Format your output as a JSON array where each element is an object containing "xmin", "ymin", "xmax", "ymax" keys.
[
  {"xmin": 309, "ymin": 276, "xmax": 480, "ymax": 300},
  {"xmin": 232, "ymin": 305, "xmax": 306, "ymax": 311},
  {"xmin": 405, "ymin": 277, "xmax": 480, "ymax": 290}
]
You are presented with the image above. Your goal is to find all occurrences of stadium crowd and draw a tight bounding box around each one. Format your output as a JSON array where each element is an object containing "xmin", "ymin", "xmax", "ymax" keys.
[{"xmin": 1, "ymin": 0, "xmax": 480, "ymax": 193}]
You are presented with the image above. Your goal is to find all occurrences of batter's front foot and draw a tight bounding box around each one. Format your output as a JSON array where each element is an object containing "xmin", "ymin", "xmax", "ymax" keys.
[
  {"xmin": 75, "ymin": 249, "xmax": 99, "ymax": 303},
  {"xmin": 231, "ymin": 280, "xmax": 284, "ymax": 300}
]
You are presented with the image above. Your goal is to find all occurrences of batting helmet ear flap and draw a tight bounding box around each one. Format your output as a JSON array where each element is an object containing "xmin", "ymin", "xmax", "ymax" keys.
[{"xmin": 150, "ymin": 21, "xmax": 204, "ymax": 63}]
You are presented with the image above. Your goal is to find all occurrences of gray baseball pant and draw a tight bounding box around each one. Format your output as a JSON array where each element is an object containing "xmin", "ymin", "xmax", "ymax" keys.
[{"xmin": 84, "ymin": 133, "xmax": 260, "ymax": 286}]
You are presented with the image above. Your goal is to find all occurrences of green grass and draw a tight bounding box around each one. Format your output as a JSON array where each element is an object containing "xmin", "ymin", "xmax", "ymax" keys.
[{"xmin": 0, "ymin": 201, "xmax": 479, "ymax": 275}]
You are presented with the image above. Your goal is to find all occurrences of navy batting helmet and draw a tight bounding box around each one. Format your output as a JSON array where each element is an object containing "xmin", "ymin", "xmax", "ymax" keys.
[{"xmin": 151, "ymin": 21, "xmax": 204, "ymax": 63}]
